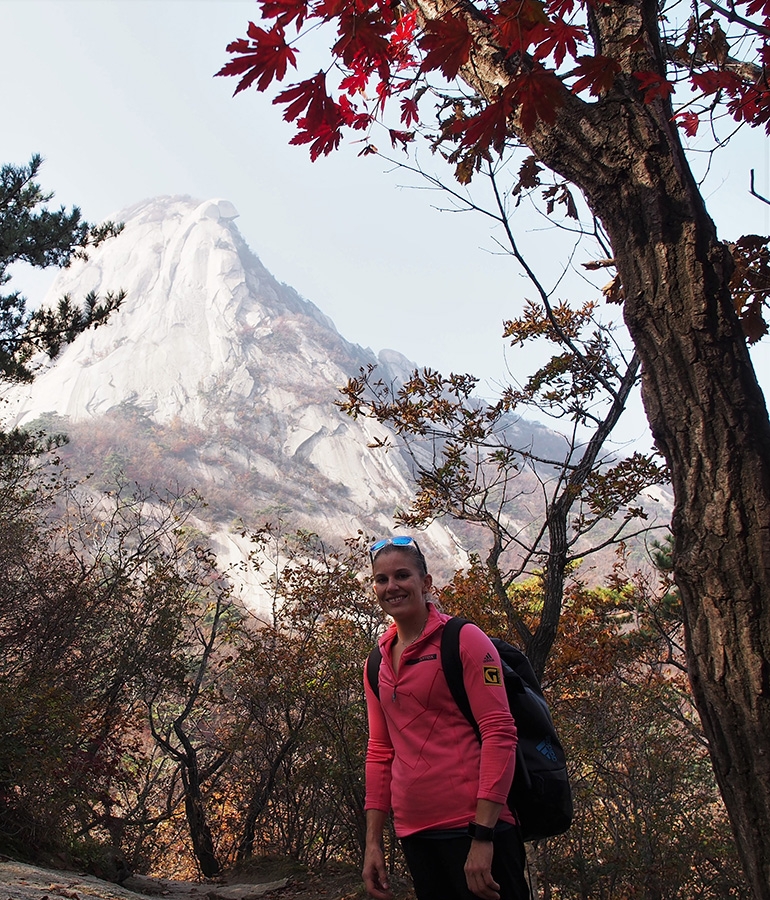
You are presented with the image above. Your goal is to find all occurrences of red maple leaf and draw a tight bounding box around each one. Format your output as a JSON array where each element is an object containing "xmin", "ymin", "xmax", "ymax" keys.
[
  {"xmin": 546, "ymin": 0, "xmax": 578, "ymax": 16},
  {"xmin": 727, "ymin": 83, "xmax": 770, "ymax": 127},
  {"xmin": 258, "ymin": 0, "xmax": 310, "ymax": 30},
  {"xmin": 337, "ymin": 94, "xmax": 372, "ymax": 130},
  {"xmin": 672, "ymin": 110, "xmax": 700, "ymax": 136},
  {"xmin": 218, "ymin": 23, "xmax": 298, "ymax": 94},
  {"xmin": 389, "ymin": 129, "xmax": 415, "ymax": 150},
  {"xmin": 569, "ymin": 54, "xmax": 621, "ymax": 96},
  {"xmin": 313, "ymin": 0, "xmax": 348, "ymax": 19},
  {"xmin": 492, "ymin": 0, "xmax": 548, "ymax": 57},
  {"xmin": 491, "ymin": 0, "xmax": 549, "ymax": 56},
  {"xmin": 513, "ymin": 66, "xmax": 565, "ymax": 133},
  {"xmin": 450, "ymin": 85, "xmax": 517, "ymax": 153},
  {"xmin": 691, "ymin": 69, "xmax": 742, "ymax": 96},
  {"xmin": 389, "ymin": 9, "xmax": 419, "ymax": 69},
  {"xmin": 400, "ymin": 96, "xmax": 420, "ymax": 126},
  {"xmin": 290, "ymin": 98, "xmax": 371, "ymax": 159},
  {"xmin": 333, "ymin": 11, "xmax": 392, "ymax": 77},
  {"xmin": 275, "ymin": 72, "xmax": 336, "ymax": 128},
  {"xmin": 290, "ymin": 119, "xmax": 344, "ymax": 160},
  {"xmin": 277, "ymin": 76, "xmax": 372, "ymax": 160},
  {"xmin": 744, "ymin": 0, "xmax": 770, "ymax": 22},
  {"xmin": 390, "ymin": 9, "xmax": 418, "ymax": 51},
  {"xmin": 531, "ymin": 18, "xmax": 586, "ymax": 66},
  {"xmin": 339, "ymin": 62, "xmax": 370, "ymax": 96},
  {"xmin": 373, "ymin": 78, "xmax": 394, "ymax": 115},
  {"xmin": 419, "ymin": 14, "xmax": 473, "ymax": 80},
  {"xmin": 632, "ymin": 70, "xmax": 675, "ymax": 103}
]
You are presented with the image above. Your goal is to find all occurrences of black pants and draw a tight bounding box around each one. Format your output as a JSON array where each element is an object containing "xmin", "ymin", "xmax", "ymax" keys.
[{"xmin": 400, "ymin": 828, "xmax": 530, "ymax": 900}]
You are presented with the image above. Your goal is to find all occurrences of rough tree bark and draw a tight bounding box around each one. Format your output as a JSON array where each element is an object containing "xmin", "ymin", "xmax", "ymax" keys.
[
  {"xmin": 173, "ymin": 722, "xmax": 223, "ymax": 878},
  {"xmin": 407, "ymin": 0, "xmax": 770, "ymax": 894}
]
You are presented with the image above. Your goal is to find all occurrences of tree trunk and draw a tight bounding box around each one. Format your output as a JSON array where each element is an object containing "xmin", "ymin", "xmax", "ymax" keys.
[
  {"xmin": 602, "ymin": 164, "xmax": 770, "ymax": 900},
  {"xmin": 531, "ymin": 354, "xmax": 640, "ymax": 678},
  {"xmin": 407, "ymin": 0, "xmax": 770, "ymax": 893},
  {"xmin": 180, "ymin": 763, "xmax": 221, "ymax": 878},
  {"xmin": 534, "ymin": 70, "xmax": 770, "ymax": 900},
  {"xmin": 236, "ymin": 738, "xmax": 296, "ymax": 862},
  {"xmin": 174, "ymin": 721, "xmax": 221, "ymax": 878}
]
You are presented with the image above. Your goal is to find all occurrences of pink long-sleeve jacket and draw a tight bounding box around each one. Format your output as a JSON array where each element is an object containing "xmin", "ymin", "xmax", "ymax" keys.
[{"xmin": 364, "ymin": 603, "xmax": 517, "ymax": 837}]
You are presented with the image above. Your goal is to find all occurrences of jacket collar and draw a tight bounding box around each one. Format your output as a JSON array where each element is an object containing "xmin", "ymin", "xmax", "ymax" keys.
[{"xmin": 378, "ymin": 601, "xmax": 447, "ymax": 651}]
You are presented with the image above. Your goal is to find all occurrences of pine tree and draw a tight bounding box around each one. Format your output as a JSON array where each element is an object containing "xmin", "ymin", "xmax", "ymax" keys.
[{"xmin": 0, "ymin": 154, "xmax": 124, "ymax": 383}]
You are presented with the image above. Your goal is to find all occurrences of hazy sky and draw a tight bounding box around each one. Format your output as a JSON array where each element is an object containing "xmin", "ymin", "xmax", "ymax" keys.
[{"xmin": 2, "ymin": 0, "xmax": 769, "ymax": 448}]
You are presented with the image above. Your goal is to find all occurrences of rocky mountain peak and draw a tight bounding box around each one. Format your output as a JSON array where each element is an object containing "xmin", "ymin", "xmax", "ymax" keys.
[
  {"xmin": 3, "ymin": 195, "xmax": 465, "ymax": 603},
  {"xmin": 7, "ymin": 195, "xmax": 394, "ymax": 427}
]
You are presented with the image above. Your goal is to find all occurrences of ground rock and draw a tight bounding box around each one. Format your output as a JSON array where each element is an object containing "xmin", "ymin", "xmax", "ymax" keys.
[
  {"xmin": 0, "ymin": 862, "xmax": 286, "ymax": 900},
  {"xmin": 204, "ymin": 884, "xmax": 287, "ymax": 900}
]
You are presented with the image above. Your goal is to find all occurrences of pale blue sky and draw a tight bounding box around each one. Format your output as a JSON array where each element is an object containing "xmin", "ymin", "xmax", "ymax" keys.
[{"xmin": 2, "ymin": 0, "xmax": 768, "ymax": 449}]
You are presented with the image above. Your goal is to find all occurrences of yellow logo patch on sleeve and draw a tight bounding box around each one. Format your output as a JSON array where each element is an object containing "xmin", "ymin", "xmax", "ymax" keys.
[{"xmin": 483, "ymin": 665, "xmax": 502, "ymax": 686}]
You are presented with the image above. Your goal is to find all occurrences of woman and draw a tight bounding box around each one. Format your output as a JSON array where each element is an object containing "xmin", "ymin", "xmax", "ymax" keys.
[{"xmin": 362, "ymin": 536, "xmax": 529, "ymax": 900}]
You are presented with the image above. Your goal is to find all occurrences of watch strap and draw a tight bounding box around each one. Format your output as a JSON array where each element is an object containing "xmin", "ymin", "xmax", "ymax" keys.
[{"xmin": 467, "ymin": 821, "xmax": 495, "ymax": 841}]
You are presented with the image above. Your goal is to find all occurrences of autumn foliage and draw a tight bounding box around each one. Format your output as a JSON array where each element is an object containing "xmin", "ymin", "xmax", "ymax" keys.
[
  {"xmin": 218, "ymin": 0, "xmax": 770, "ymax": 339},
  {"xmin": 218, "ymin": 0, "xmax": 770, "ymax": 167},
  {"xmin": 0, "ymin": 422, "xmax": 747, "ymax": 894}
]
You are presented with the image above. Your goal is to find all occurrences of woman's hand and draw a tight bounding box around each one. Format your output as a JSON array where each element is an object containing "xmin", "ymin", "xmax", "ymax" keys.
[
  {"xmin": 363, "ymin": 810, "xmax": 394, "ymax": 900},
  {"xmin": 464, "ymin": 838, "xmax": 500, "ymax": 900},
  {"xmin": 362, "ymin": 843, "xmax": 394, "ymax": 900}
]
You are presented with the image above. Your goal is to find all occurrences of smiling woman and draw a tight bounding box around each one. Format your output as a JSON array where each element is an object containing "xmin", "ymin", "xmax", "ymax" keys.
[
  {"xmin": 371, "ymin": 538, "xmax": 432, "ymax": 660},
  {"xmin": 363, "ymin": 537, "xmax": 528, "ymax": 900}
]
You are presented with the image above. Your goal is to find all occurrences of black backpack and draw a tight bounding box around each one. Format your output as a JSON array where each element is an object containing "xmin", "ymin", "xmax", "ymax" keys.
[{"xmin": 366, "ymin": 616, "xmax": 573, "ymax": 842}]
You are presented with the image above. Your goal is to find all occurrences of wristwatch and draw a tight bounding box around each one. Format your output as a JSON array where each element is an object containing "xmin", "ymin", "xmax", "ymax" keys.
[{"xmin": 467, "ymin": 821, "xmax": 495, "ymax": 841}]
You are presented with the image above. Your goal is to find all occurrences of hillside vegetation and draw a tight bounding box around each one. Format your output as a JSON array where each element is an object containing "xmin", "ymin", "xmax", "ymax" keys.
[{"xmin": 0, "ymin": 428, "xmax": 746, "ymax": 897}]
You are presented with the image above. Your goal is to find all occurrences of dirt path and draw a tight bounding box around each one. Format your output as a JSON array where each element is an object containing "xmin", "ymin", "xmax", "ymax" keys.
[
  {"xmin": 0, "ymin": 856, "xmax": 419, "ymax": 900},
  {"xmin": 0, "ymin": 861, "xmax": 288, "ymax": 900},
  {"xmin": 0, "ymin": 859, "xmax": 390, "ymax": 900}
]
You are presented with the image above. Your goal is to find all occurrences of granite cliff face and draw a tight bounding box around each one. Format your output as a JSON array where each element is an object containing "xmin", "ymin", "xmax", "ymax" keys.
[
  {"xmin": 3, "ymin": 195, "xmax": 465, "ymax": 607},
  {"xmin": 8, "ymin": 196, "xmax": 397, "ymax": 430}
]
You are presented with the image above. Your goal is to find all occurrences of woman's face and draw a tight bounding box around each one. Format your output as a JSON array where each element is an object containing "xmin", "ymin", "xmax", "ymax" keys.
[{"xmin": 372, "ymin": 549, "xmax": 432, "ymax": 620}]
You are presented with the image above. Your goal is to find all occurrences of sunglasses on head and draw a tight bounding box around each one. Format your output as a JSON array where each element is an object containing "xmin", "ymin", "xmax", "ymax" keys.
[{"xmin": 369, "ymin": 536, "xmax": 425, "ymax": 561}]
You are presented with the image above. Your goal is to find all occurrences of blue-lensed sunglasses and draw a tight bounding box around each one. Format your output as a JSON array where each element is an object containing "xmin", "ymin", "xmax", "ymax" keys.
[{"xmin": 369, "ymin": 536, "xmax": 424, "ymax": 561}]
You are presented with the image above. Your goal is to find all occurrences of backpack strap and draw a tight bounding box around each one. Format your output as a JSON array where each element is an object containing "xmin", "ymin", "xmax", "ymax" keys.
[
  {"xmin": 369, "ymin": 618, "xmax": 487, "ymax": 723},
  {"xmin": 366, "ymin": 644, "xmax": 383, "ymax": 701},
  {"xmin": 440, "ymin": 617, "xmax": 482, "ymax": 742}
]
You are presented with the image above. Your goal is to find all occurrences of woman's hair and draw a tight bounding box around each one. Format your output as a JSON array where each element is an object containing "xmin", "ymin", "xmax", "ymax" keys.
[{"xmin": 370, "ymin": 537, "xmax": 429, "ymax": 577}]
